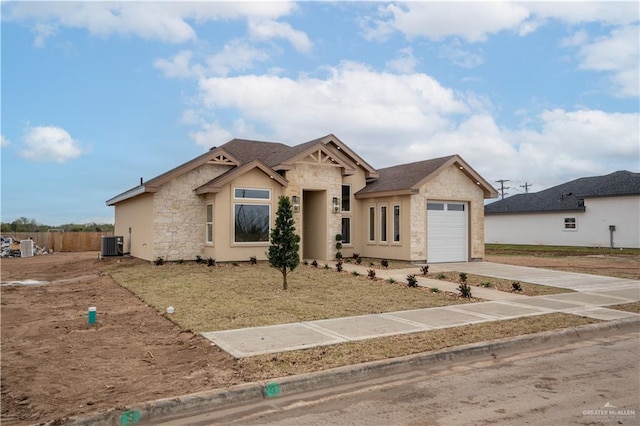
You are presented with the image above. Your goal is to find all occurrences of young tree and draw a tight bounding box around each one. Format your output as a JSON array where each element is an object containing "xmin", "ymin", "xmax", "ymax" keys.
[{"xmin": 268, "ymin": 196, "xmax": 301, "ymax": 290}]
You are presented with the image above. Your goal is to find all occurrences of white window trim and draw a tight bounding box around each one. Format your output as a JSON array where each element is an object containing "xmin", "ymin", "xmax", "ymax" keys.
[
  {"xmin": 206, "ymin": 203, "xmax": 214, "ymax": 245},
  {"xmin": 392, "ymin": 203, "xmax": 401, "ymax": 244},
  {"xmin": 368, "ymin": 205, "xmax": 376, "ymax": 243},
  {"xmin": 341, "ymin": 184, "xmax": 351, "ymax": 213},
  {"xmin": 232, "ymin": 203, "xmax": 271, "ymax": 245},
  {"xmin": 563, "ymin": 217, "xmax": 578, "ymax": 231},
  {"xmin": 379, "ymin": 204, "xmax": 388, "ymax": 244},
  {"xmin": 233, "ymin": 187, "xmax": 271, "ymax": 201}
]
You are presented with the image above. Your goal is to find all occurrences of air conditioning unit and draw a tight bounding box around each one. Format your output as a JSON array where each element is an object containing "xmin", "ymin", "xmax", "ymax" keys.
[{"xmin": 101, "ymin": 236, "xmax": 124, "ymax": 257}]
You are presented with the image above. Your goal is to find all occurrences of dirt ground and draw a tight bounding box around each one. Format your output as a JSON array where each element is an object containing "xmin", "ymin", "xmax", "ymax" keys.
[{"xmin": 1, "ymin": 251, "xmax": 638, "ymax": 424}]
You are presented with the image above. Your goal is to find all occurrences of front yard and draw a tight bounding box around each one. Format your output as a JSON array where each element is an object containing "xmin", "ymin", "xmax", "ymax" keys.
[{"xmin": 106, "ymin": 260, "xmax": 479, "ymax": 332}]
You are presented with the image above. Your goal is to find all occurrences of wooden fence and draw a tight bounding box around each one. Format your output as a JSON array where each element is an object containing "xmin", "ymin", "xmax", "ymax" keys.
[{"xmin": 4, "ymin": 232, "xmax": 114, "ymax": 252}]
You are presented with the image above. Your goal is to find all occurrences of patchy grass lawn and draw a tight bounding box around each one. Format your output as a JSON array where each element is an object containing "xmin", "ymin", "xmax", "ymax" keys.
[
  {"xmin": 106, "ymin": 260, "xmax": 479, "ymax": 332},
  {"xmin": 486, "ymin": 244, "xmax": 640, "ymax": 257},
  {"xmin": 238, "ymin": 313, "xmax": 600, "ymax": 379},
  {"xmin": 609, "ymin": 302, "xmax": 640, "ymax": 314},
  {"xmin": 426, "ymin": 271, "xmax": 572, "ymax": 296}
]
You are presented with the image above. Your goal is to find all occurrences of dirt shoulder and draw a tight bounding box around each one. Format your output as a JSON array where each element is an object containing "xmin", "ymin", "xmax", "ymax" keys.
[
  {"xmin": 1, "ymin": 251, "xmax": 636, "ymax": 424},
  {"xmin": 1, "ymin": 253, "xmax": 242, "ymax": 425}
]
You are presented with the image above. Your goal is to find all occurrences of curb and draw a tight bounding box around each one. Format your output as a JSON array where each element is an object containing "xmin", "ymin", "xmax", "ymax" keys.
[{"xmin": 64, "ymin": 317, "xmax": 639, "ymax": 425}]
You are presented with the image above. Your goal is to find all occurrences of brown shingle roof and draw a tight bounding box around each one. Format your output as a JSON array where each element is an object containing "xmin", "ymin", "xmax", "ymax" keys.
[{"xmin": 357, "ymin": 155, "xmax": 456, "ymax": 195}]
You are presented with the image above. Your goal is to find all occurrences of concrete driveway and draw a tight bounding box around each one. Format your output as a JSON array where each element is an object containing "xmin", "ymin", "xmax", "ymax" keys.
[{"xmin": 202, "ymin": 262, "xmax": 640, "ymax": 358}]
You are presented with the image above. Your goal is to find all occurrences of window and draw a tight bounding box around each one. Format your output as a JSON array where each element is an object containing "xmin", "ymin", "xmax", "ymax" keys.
[
  {"xmin": 448, "ymin": 203, "xmax": 465, "ymax": 211},
  {"xmin": 380, "ymin": 205, "xmax": 388, "ymax": 243},
  {"xmin": 234, "ymin": 188, "xmax": 270, "ymax": 200},
  {"xmin": 234, "ymin": 204, "xmax": 270, "ymax": 242},
  {"xmin": 564, "ymin": 217, "xmax": 577, "ymax": 231},
  {"xmin": 206, "ymin": 204, "xmax": 213, "ymax": 244},
  {"xmin": 341, "ymin": 185, "xmax": 351, "ymax": 212},
  {"xmin": 393, "ymin": 204, "xmax": 400, "ymax": 243},
  {"xmin": 427, "ymin": 202, "xmax": 445, "ymax": 210},
  {"xmin": 341, "ymin": 217, "xmax": 351, "ymax": 245},
  {"xmin": 368, "ymin": 206, "xmax": 375, "ymax": 242}
]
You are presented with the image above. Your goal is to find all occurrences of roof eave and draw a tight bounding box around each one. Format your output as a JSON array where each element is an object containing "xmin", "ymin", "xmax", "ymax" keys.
[
  {"xmin": 355, "ymin": 189, "xmax": 414, "ymax": 199},
  {"xmin": 106, "ymin": 185, "xmax": 147, "ymax": 206}
]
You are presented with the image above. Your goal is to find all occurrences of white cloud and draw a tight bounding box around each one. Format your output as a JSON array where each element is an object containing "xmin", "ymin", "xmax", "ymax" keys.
[
  {"xmin": 154, "ymin": 50, "xmax": 200, "ymax": 78},
  {"xmin": 575, "ymin": 25, "xmax": 639, "ymax": 97},
  {"xmin": 5, "ymin": 1, "xmax": 300, "ymax": 45},
  {"xmin": 248, "ymin": 19, "xmax": 313, "ymax": 53},
  {"xmin": 189, "ymin": 121, "xmax": 232, "ymax": 149},
  {"xmin": 20, "ymin": 126, "xmax": 86, "ymax": 163},
  {"xmin": 439, "ymin": 40, "xmax": 484, "ymax": 69},
  {"xmin": 385, "ymin": 47, "xmax": 419, "ymax": 73},
  {"xmin": 364, "ymin": 2, "xmax": 531, "ymax": 42},
  {"xmin": 1, "ymin": 135, "xmax": 10, "ymax": 147},
  {"xmin": 207, "ymin": 40, "xmax": 271, "ymax": 76}
]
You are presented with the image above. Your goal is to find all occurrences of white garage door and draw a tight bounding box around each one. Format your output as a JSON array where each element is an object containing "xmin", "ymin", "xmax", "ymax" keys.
[{"xmin": 427, "ymin": 201, "xmax": 468, "ymax": 263}]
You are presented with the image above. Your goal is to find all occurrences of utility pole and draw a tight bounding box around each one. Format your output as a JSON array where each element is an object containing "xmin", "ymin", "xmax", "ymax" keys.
[
  {"xmin": 520, "ymin": 182, "xmax": 532, "ymax": 193},
  {"xmin": 495, "ymin": 179, "xmax": 510, "ymax": 199}
]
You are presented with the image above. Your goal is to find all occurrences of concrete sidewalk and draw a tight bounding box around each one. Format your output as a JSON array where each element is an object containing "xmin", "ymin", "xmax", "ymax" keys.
[{"xmin": 202, "ymin": 262, "xmax": 640, "ymax": 358}]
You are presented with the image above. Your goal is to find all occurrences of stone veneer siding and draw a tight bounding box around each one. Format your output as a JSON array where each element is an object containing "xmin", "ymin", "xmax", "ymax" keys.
[
  {"xmin": 410, "ymin": 165, "xmax": 486, "ymax": 262},
  {"xmin": 153, "ymin": 164, "xmax": 230, "ymax": 261},
  {"xmin": 285, "ymin": 162, "xmax": 343, "ymax": 260}
]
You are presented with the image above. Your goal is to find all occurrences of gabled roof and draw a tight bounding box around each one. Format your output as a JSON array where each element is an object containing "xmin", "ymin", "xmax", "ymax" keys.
[
  {"xmin": 195, "ymin": 160, "xmax": 288, "ymax": 195},
  {"xmin": 106, "ymin": 134, "xmax": 377, "ymax": 205},
  {"xmin": 356, "ymin": 155, "xmax": 498, "ymax": 199},
  {"xmin": 485, "ymin": 170, "xmax": 640, "ymax": 215}
]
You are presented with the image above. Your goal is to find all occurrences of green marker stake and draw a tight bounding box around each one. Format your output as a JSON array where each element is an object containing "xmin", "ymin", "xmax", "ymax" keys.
[
  {"xmin": 264, "ymin": 382, "xmax": 281, "ymax": 398},
  {"xmin": 88, "ymin": 307, "xmax": 97, "ymax": 324}
]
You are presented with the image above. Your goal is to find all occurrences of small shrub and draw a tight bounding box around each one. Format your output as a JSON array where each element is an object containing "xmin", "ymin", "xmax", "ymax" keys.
[
  {"xmin": 177, "ymin": 259, "xmax": 184, "ymax": 264},
  {"xmin": 437, "ymin": 273, "xmax": 447, "ymax": 280},
  {"xmin": 387, "ymin": 278, "xmax": 396, "ymax": 284},
  {"xmin": 335, "ymin": 234, "xmax": 343, "ymax": 242},
  {"xmin": 356, "ymin": 257, "xmax": 362, "ymax": 265},
  {"xmin": 367, "ymin": 269, "xmax": 376, "ymax": 279},
  {"xmin": 154, "ymin": 257, "xmax": 164, "ymax": 266},
  {"xmin": 369, "ymin": 262, "xmax": 375, "ymax": 267},
  {"xmin": 231, "ymin": 261, "xmax": 239, "ymax": 267},
  {"xmin": 302, "ymin": 260, "xmax": 309, "ymax": 266},
  {"xmin": 249, "ymin": 256, "xmax": 257, "ymax": 265},
  {"xmin": 512, "ymin": 281, "xmax": 523, "ymax": 292},
  {"xmin": 311, "ymin": 260, "xmax": 318, "ymax": 268},
  {"xmin": 430, "ymin": 287, "xmax": 440, "ymax": 293},
  {"xmin": 335, "ymin": 251, "xmax": 343, "ymax": 260},
  {"xmin": 380, "ymin": 259, "xmax": 389, "ymax": 268},
  {"xmin": 323, "ymin": 264, "xmax": 330, "ymax": 270},
  {"xmin": 459, "ymin": 272, "xmax": 468, "ymax": 284},
  {"xmin": 336, "ymin": 261, "xmax": 343, "ymax": 272},
  {"xmin": 458, "ymin": 282, "xmax": 472, "ymax": 298},
  {"xmin": 335, "ymin": 242, "xmax": 343, "ymax": 250},
  {"xmin": 352, "ymin": 271, "xmax": 360, "ymax": 277},
  {"xmin": 352, "ymin": 253, "xmax": 360, "ymax": 260},
  {"xmin": 420, "ymin": 265, "xmax": 429, "ymax": 275},
  {"xmin": 208, "ymin": 258, "xmax": 216, "ymax": 267},
  {"xmin": 195, "ymin": 255, "xmax": 204, "ymax": 264},
  {"xmin": 480, "ymin": 281, "xmax": 493, "ymax": 288},
  {"xmin": 406, "ymin": 274, "xmax": 418, "ymax": 287}
]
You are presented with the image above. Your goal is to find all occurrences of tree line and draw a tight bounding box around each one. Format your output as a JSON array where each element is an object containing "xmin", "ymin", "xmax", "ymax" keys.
[{"xmin": 1, "ymin": 217, "xmax": 114, "ymax": 233}]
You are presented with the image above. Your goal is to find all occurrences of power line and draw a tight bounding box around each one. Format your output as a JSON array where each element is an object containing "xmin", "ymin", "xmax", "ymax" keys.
[{"xmin": 520, "ymin": 182, "xmax": 533, "ymax": 193}]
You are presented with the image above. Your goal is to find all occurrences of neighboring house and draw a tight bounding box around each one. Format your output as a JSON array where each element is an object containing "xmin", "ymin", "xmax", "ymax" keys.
[
  {"xmin": 107, "ymin": 134, "xmax": 497, "ymax": 263},
  {"xmin": 485, "ymin": 171, "xmax": 640, "ymax": 248}
]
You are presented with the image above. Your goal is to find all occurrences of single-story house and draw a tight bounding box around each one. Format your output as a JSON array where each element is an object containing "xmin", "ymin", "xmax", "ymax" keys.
[
  {"xmin": 107, "ymin": 134, "xmax": 497, "ymax": 263},
  {"xmin": 485, "ymin": 170, "xmax": 640, "ymax": 248}
]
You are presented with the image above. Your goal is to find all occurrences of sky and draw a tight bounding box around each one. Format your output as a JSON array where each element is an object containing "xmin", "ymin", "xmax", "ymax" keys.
[{"xmin": 1, "ymin": 1, "xmax": 639, "ymax": 226}]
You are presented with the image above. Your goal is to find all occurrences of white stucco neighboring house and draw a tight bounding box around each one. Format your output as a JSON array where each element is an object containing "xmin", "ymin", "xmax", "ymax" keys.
[{"xmin": 485, "ymin": 171, "xmax": 640, "ymax": 248}]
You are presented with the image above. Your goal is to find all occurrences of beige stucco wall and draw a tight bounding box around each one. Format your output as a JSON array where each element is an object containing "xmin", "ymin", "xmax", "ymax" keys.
[
  {"xmin": 417, "ymin": 165, "xmax": 487, "ymax": 261},
  {"xmin": 152, "ymin": 163, "xmax": 231, "ymax": 261},
  {"xmin": 114, "ymin": 193, "xmax": 154, "ymax": 260},
  {"xmin": 355, "ymin": 195, "xmax": 412, "ymax": 261},
  {"xmin": 203, "ymin": 167, "xmax": 286, "ymax": 262}
]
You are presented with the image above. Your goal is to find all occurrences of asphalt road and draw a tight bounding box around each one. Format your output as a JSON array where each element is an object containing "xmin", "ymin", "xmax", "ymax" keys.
[{"xmin": 150, "ymin": 332, "xmax": 639, "ymax": 425}]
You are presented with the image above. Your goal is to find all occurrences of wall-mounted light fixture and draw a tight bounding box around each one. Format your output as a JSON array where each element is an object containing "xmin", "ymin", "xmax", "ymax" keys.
[
  {"xmin": 292, "ymin": 195, "xmax": 300, "ymax": 213},
  {"xmin": 332, "ymin": 197, "xmax": 340, "ymax": 213}
]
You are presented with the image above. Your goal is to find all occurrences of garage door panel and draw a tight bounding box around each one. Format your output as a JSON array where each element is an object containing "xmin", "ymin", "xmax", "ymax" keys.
[{"xmin": 427, "ymin": 201, "xmax": 467, "ymax": 263}]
